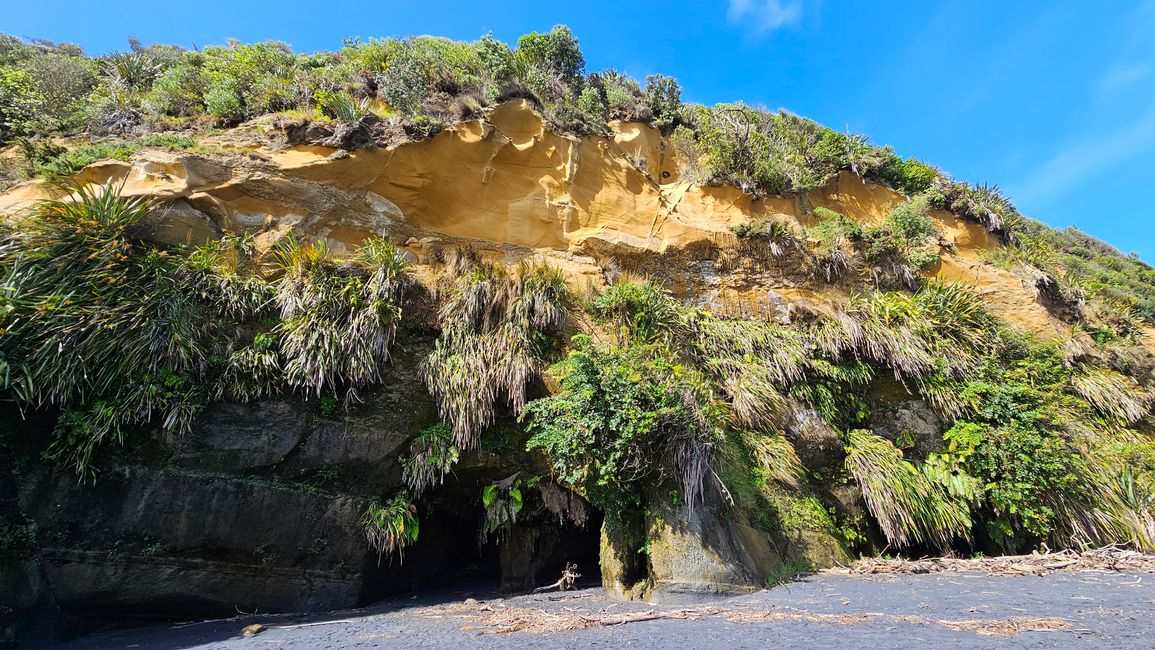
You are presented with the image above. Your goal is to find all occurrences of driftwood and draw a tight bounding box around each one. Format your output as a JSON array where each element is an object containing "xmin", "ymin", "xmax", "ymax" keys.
[
  {"xmin": 834, "ymin": 545, "xmax": 1155, "ymax": 577},
  {"xmin": 532, "ymin": 563, "xmax": 580, "ymax": 593},
  {"xmin": 471, "ymin": 606, "xmax": 716, "ymax": 634}
]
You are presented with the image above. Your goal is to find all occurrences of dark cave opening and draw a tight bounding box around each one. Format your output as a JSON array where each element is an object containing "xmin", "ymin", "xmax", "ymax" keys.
[{"xmin": 358, "ymin": 498, "xmax": 604, "ymax": 604}]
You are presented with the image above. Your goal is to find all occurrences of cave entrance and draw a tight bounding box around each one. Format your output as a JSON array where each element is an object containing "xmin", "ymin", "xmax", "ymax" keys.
[
  {"xmin": 494, "ymin": 507, "xmax": 604, "ymax": 592},
  {"xmin": 359, "ymin": 496, "xmax": 604, "ymax": 603}
]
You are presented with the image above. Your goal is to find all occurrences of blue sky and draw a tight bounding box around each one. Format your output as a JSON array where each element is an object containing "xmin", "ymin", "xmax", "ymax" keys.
[{"xmin": 8, "ymin": 0, "xmax": 1155, "ymax": 260}]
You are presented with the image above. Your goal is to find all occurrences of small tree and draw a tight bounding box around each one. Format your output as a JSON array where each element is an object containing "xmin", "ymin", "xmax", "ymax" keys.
[
  {"xmin": 515, "ymin": 25, "xmax": 585, "ymax": 100},
  {"xmin": 0, "ymin": 66, "xmax": 41, "ymax": 141},
  {"xmin": 643, "ymin": 74, "xmax": 682, "ymax": 131}
]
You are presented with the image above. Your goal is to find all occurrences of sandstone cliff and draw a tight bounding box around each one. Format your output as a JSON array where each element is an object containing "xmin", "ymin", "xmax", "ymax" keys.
[{"xmin": 2, "ymin": 98, "xmax": 1153, "ymax": 646}]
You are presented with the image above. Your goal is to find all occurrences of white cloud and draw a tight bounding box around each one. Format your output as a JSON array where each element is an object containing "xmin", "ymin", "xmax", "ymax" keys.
[
  {"xmin": 1013, "ymin": 2, "xmax": 1155, "ymax": 207},
  {"xmin": 1011, "ymin": 111, "xmax": 1155, "ymax": 207},
  {"xmin": 727, "ymin": 0, "xmax": 804, "ymax": 33}
]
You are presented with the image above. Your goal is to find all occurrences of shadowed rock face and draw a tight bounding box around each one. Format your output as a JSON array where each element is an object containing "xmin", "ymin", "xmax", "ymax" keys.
[{"xmin": 17, "ymin": 465, "xmax": 370, "ymax": 617}]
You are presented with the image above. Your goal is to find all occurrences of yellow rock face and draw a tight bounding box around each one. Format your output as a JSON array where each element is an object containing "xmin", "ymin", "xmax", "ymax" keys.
[{"xmin": 0, "ymin": 99, "xmax": 1075, "ymax": 339}]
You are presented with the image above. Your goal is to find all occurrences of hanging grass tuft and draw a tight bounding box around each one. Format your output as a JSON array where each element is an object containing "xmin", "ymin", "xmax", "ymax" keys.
[
  {"xmin": 400, "ymin": 422, "xmax": 461, "ymax": 497},
  {"xmin": 272, "ymin": 234, "xmax": 411, "ymax": 402},
  {"xmin": 422, "ymin": 254, "xmax": 570, "ymax": 449},
  {"xmin": 1070, "ymin": 365, "xmax": 1153, "ymax": 426},
  {"xmin": 363, "ymin": 493, "xmax": 420, "ymax": 565},
  {"xmin": 844, "ymin": 429, "xmax": 973, "ymax": 548}
]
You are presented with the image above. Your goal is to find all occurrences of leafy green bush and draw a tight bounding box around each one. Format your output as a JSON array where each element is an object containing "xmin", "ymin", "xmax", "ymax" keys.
[
  {"xmin": 201, "ymin": 40, "xmax": 299, "ymax": 121},
  {"xmin": 203, "ymin": 79, "xmax": 243, "ymax": 121},
  {"xmin": 480, "ymin": 475, "xmax": 530, "ymax": 544},
  {"xmin": 148, "ymin": 57, "xmax": 206, "ymax": 116},
  {"xmin": 1023, "ymin": 225, "xmax": 1155, "ymax": 325},
  {"xmin": 879, "ymin": 155, "xmax": 939, "ymax": 194},
  {"xmin": 643, "ymin": 74, "xmax": 682, "ymax": 131},
  {"xmin": 674, "ymin": 103, "xmax": 858, "ymax": 195},
  {"xmin": 867, "ymin": 195, "xmax": 942, "ymax": 274},
  {"xmin": 523, "ymin": 337, "xmax": 723, "ymax": 509},
  {"xmin": 934, "ymin": 342, "xmax": 1152, "ymax": 550},
  {"xmin": 594, "ymin": 70, "xmax": 646, "ymax": 121},
  {"xmin": 138, "ymin": 133, "xmax": 196, "ymax": 149},
  {"xmin": 0, "ymin": 66, "xmax": 41, "ymax": 142},
  {"xmin": 515, "ymin": 25, "xmax": 585, "ymax": 101},
  {"xmin": 0, "ymin": 184, "xmax": 234, "ymax": 471},
  {"xmin": 476, "ymin": 33, "xmax": 517, "ymax": 92},
  {"xmin": 802, "ymin": 197, "xmax": 941, "ymax": 286},
  {"xmin": 18, "ymin": 51, "xmax": 98, "ymax": 132},
  {"xmin": 591, "ymin": 281, "xmax": 685, "ymax": 345}
]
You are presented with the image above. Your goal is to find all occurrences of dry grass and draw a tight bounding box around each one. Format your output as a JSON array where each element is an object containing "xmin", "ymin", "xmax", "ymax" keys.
[
  {"xmin": 839, "ymin": 545, "xmax": 1155, "ymax": 576},
  {"xmin": 412, "ymin": 600, "xmax": 1074, "ymax": 638}
]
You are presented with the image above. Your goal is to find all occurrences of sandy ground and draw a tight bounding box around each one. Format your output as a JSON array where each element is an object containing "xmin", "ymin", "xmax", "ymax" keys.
[{"xmin": 54, "ymin": 571, "xmax": 1154, "ymax": 649}]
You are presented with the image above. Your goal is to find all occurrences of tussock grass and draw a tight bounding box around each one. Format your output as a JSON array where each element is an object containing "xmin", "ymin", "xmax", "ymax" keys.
[
  {"xmin": 400, "ymin": 422, "xmax": 461, "ymax": 497},
  {"xmin": 0, "ymin": 183, "xmax": 235, "ymax": 469},
  {"xmin": 1071, "ymin": 366, "xmax": 1152, "ymax": 426},
  {"xmin": 0, "ymin": 183, "xmax": 412, "ymax": 472},
  {"xmin": 272, "ymin": 235, "xmax": 411, "ymax": 402},
  {"xmin": 845, "ymin": 430, "xmax": 973, "ymax": 547},
  {"xmin": 422, "ymin": 253, "xmax": 569, "ymax": 448}
]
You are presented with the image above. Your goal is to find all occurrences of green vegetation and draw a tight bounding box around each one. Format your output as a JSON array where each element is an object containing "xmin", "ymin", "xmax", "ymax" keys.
[
  {"xmin": 0, "ymin": 183, "xmax": 410, "ymax": 474},
  {"xmin": 845, "ymin": 429, "xmax": 973, "ymax": 547},
  {"xmin": 671, "ymin": 104, "xmax": 887, "ymax": 195},
  {"xmin": 927, "ymin": 342, "xmax": 1153, "ymax": 550},
  {"xmin": 363, "ymin": 493, "xmax": 419, "ymax": 564},
  {"xmin": 480, "ymin": 475, "xmax": 532, "ymax": 544},
  {"xmin": 0, "ymin": 66, "xmax": 40, "ymax": 141},
  {"xmin": 730, "ymin": 199, "xmax": 942, "ymax": 289},
  {"xmin": 421, "ymin": 254, "xmax": 569, "ymax": 448},
  {"xmin": 800, "ymin": 199, "xmax": 942, "ymax": 287},
  {"xmin": 523, "ymin": 336, "xmax": 724, "ymax": 510},
  {"xmin": 400, "ymin": 422, "xmax": 460, "ymax": 496},
  {"xmin": 520, "ymin": 279, "xmax": 1153, "ymax": 553},
  {"xmin": 1, "ymin": 28, "xmax": 1153, "ymax": 564},
  {"xmin": 0, "ymin": 27, "xmax": 682, "ymax": 148},
  {"xmin": 16, "ymin": 134, "xmax": 197, "ymax": 181},
  {"xmin": 766, "ymin": 557, "xmax": 813, "ymax": 586},
  {"xmin": 271, "ymin": 236, "xmax": 410, "ymax": 400}
]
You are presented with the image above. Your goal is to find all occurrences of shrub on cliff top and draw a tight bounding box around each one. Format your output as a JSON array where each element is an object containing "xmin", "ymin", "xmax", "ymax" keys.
[
  {"xmin": 201, "ymin": 40, "xmax": 299, "ymax": 121},
  {"xmin": 0, "ymin": 67, "xmax": 41, "ymax": 142},
  {"xmin": 515, "ymin": 25, "xmax": 585, "ymax": 101}
]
